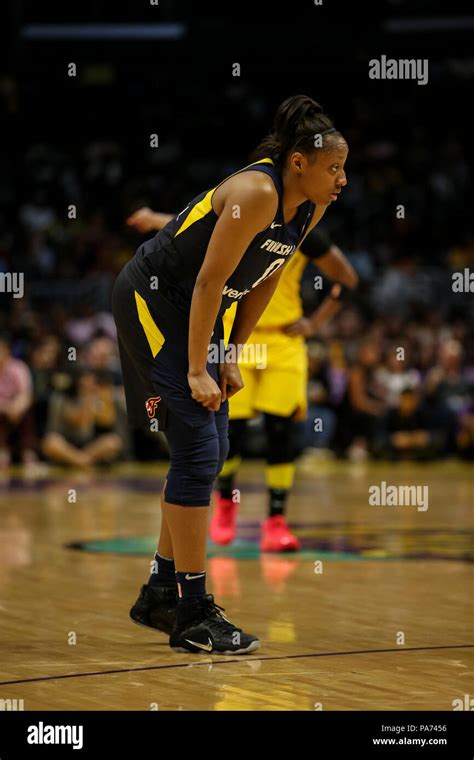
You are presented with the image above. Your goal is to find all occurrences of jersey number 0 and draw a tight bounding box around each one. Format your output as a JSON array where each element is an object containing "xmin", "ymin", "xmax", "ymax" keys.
[{"xmin": 251, "ymin": 258, "xmax": 286, "ymax": 289}]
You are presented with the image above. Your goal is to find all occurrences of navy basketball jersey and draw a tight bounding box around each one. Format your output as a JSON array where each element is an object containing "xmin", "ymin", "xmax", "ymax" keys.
[{"xmin": 131, "ymin": 158, "xmax": 316, "ymax": 316}]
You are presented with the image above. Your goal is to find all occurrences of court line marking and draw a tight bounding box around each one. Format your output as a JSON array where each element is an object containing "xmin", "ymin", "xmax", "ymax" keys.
[{"xmin": 1, "ymin": 644, "xmax": 473, "ymax": 687}]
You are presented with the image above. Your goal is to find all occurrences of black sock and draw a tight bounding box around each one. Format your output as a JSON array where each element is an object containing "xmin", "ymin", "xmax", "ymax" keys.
[
  {"xmin": 148, "ymin": 551, "xmax": 176, "ymax": 587},
  {"xmin": 175, "ymin": 571, "xmax": 206, "ymax": 600},
  {"xmin": 217, "ymin": 474, "xmax": 235, "ymax": 500},
  {"xmin": 269, "ymin": 488, "xmax": 288, "ymax": 517}
]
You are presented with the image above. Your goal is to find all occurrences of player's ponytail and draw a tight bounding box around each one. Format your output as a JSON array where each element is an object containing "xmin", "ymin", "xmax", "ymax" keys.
[{"xmin": 250, "ymin": 94, "xmax": 343, "ymax": 168}]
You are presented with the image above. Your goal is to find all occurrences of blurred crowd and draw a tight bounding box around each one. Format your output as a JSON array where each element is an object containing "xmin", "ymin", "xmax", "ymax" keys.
[
  {"xmin": 0, "ymin": 301, "xmax": 472, "ymax": 468},
  {"xmin": 302, "ymin": 319, "xmax": 474, "ymax": 462},
  {"xmin": 0, "ymin": 83, "xmax": 472, "ymax": 468}
]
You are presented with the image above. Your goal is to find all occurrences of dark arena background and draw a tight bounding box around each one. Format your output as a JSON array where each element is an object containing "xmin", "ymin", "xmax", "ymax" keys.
[{"xmin": 0, "ymin": 0, "xmax": 473, "ymax": 753}]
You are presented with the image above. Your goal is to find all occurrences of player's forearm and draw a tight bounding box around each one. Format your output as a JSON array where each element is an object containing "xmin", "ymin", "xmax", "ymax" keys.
[
  {"xmin": 316, "ymin": 247, "xmax": 359, "ymax": 289},
  {"xmin": 188, "ymin": 279, "xmax": 224, "ymax": 375},
  {"xmin": 229, "ymin": 275, "xmax": 280, "ymax": 349},
  {"xmin": 307, "ymin": 295, "xmax": 342, "ymax": 334},
  {"xmin": 308, "ymin": 270, "xmax": 358, "ymax": 335}
]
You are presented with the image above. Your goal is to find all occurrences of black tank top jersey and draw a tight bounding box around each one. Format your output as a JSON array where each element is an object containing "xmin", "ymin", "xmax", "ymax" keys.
[{"xmin": 129, "ymin": 158, "xmax": 316, "ymax": 318}]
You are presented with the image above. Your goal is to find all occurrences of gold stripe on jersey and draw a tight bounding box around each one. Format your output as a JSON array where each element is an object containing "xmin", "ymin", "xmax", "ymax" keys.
[
  {"xmin": 174, "ymin": 158, "xmax": 274, "ymax": 238},
  {"xmin": 174, "ymin": 188, "xmax": 214, "ymax": 237},
  {"xmin": 134, "ymin": 291, "xmax": 165, "ymax": 358}
]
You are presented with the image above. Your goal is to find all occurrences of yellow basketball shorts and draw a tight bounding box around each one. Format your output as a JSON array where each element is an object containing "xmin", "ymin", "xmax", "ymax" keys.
[{"xmin": 229, "ymin": 329, "xmax": 308, "ymax": 421}]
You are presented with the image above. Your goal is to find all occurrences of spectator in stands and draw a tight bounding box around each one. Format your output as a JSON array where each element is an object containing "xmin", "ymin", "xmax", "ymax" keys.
[
  {"xmin": 425, "ymin": 339, "xmax": 470, "ymax": 453},
  {"xmin": 426, "ymin": 339, "xmax": 470, "ymax": 414},
  {"xmin": 0, "ymin": 335, "xmax": 36, "ymax": 466},
  {"xmin": 456, "ymin": 400, "xmax": 474, "ymax": 460},
  {"xmin": 383, "ymin": 387, "xmax": 438, "ymax": 460},
  {"xmin": 375, "ymin": 344, "xmax": 421, "ymax": 407},
  {"xmin": 82, "ymin": 333, "xmax": 122, "ymax": 385},
  {"xmin": 304, "ymin": 342, "xmax": 337, "ymax": 451},
  {"xmin": 41, "ymin": 368, "xmax": 124, "ymax": 466},
  {"xmin": 30, "ymin": 335, "xmax": 63, "ymax": 440},
  {"xmin": 335, "ymin": 338, "xmax": 387, "ymax": 460}
]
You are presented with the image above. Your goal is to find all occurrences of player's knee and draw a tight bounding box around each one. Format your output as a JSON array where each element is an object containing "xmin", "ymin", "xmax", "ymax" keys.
[
  {"xmin": 165, "ymin": 428, "xmax": 220, "ymax": 506},
  {"xmin": 228, "ymin": 418, "xmax": 247, "ymax": 459},
  {"xmin": 265, "ymin": 413, "xmax": 295, "ymax": 463}
]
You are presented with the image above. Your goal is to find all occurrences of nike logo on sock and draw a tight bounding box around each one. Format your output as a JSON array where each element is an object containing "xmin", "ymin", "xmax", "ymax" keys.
[
  {"xmin": 185, "ymin": 573, "xmax": 205, "ymax": 581},
  {"xmin": 185, "ymin": 637, "xmax": 213, "ymax": 652}
]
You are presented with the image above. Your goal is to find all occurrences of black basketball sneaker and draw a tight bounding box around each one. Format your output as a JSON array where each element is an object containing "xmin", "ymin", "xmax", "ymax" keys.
[
  {"xmin": 169, "ymin": 594, "xmax": 260, "ymax": 654},
  {"xmin": 129, "ymin": 584, "xmax": 178, "ymax": 635}
]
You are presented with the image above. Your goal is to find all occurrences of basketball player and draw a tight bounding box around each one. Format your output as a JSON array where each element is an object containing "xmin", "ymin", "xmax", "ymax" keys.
[
  {"xmin": 112, "ymin": 95, "xmax": 348, "ymax": 654},
  {"xmin": 127, "ymin": 218, "xmax": 358, "ymax": 551}
]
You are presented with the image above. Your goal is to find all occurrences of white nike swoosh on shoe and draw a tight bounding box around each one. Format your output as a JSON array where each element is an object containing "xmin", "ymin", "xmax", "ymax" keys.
[
  {"xmin": 185, "ymin": 637, "xmax": 213, "ymax": 652},
  {"xmin": 270, "ymin": 222, "xmax": 282, "ymax": 228},
  {"xmin": 184, "ymin": 573, "xmax": 206, "ymax": 580}
]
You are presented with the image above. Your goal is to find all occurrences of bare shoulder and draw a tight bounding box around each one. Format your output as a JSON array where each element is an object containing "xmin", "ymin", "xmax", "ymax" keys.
[{"xmin": 212, "ymin": 169, "xmax": 278, "ymax": 218}]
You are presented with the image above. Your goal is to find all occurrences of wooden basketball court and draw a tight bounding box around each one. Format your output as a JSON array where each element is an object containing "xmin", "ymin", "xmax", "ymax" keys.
[{"xmin": 0, "ymin": 459, "xmax": 472, "ymax": 711}]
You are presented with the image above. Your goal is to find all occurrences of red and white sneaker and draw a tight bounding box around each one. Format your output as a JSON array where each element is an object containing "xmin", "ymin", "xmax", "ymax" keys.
[
  {"xmin": 209, "ymin": 494, "xmax": 239, "ymax": 545},
  {"xmin": 260, "ymin": 515, "xmax": 301, "ymax": 552}
]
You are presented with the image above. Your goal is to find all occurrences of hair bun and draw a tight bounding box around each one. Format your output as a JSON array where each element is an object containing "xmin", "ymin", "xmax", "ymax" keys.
[
  {"xmin": 307, "ymin": 101, "xmax": 324, "ymax": 116},
  {"xmin": 249, "ymin": 94, "xmax": 339, "ymax": 167}
]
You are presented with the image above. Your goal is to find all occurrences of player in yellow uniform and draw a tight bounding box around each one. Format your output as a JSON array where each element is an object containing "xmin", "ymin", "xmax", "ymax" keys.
[
  {"xmin": 210, "ymin": 228, "xmax": 358, "ymax": 550},
  {"xmin": 128, "ymin": 202, "xmax": 357, "ymax": 551}
]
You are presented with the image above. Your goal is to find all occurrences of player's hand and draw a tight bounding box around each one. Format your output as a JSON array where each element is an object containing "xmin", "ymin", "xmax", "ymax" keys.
[
  {"xmin": 188, "ymin": 369, "xmax": 222, "ymax": 411},
  {"xmin": 126, "ymin": 207, "xmax": 158, "ymax": 233},
  {"xmin": 219, "ymin": 361, "xmax": 244, "ymax": 402},
  {"xmin": 282, "ymin": 317, "xmax": 314, "ymax": 337}
]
